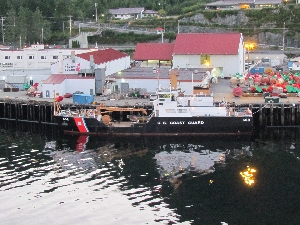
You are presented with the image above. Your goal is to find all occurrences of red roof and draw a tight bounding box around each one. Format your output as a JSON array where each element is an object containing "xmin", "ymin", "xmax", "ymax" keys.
[
  {"xmin": 43, "ymin": 74, "xmax": 94, "ymax": 84},
  {"xmin": 173, "ymin": 33, "xmax": 241, "ymax": 55},
  {"xmin": 77, "ymin": 48, "xmax": 128, "ymax": 64},
  {"xmin": 133, "ymin": 43, "xmax": 174, "ymax": 61}
]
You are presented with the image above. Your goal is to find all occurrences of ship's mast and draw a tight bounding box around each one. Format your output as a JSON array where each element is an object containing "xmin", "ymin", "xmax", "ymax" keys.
[{"xmin": 169, "ymin": 69, "xmax": 179, "ymax": 91}]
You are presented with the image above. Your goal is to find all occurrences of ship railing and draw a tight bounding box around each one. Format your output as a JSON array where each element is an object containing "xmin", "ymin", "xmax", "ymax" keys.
[
  {"xmin": 181, "ymin": 94, "xmax": 213, "ymax": 98},
  {"xmin": 148, "ymin": 112, "xmax": 155, "ymax": 118}
]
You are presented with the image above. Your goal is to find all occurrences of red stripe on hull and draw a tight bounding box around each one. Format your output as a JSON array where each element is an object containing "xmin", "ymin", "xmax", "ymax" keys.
[{"xmin": 74, "ymin": 118, "xmax": 89, "ymax": 132}]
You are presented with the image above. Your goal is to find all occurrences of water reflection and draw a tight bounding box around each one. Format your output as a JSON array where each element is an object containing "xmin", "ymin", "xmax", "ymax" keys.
[
  {"xmin": 240, "ymin": 166, "xmax": 257, "ymax": 186},
  {"xmin": 42, "ymin": 135, "xmax": 254, "ymax": 192},
  {"xmin": 1, "ymin": 129, "xmax": 300, "ymax": 224}
]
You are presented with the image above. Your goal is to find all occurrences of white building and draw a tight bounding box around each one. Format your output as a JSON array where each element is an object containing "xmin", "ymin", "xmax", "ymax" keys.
[
  {"xmin": 50, "ymin": 48, "xmax": 130, "ymax": 76},
  {"xmin": 0, "ymin": 44, "xmax": 96, "ymax": 88},
  {"xmin": 0, "ymin": 45, "xmax": 130, "ymax": 91},
  {"xmin": 0, "ymin": 44, "xmax": 91, "ymax": 71},
  {"xmin": 291, "ymin": 62, "xmax": 300, "ymax": 71},
  {"xmin": 41, "ymin": 48, "xmax": 130, "ymax": 98},
  {"xmin": 41, "ymin": 74, "xmax": 95, "ymax": 98},
  {"xmin": 172, "ymin": 33, "xmax": 245, "ymax": 78},
  {"xmin": 109, "ymin": 8, "xmax": 158, "ymax": 20},
  {"xmin": 133, "ymin": 33, "xmax": 245, "ymax": 78}
]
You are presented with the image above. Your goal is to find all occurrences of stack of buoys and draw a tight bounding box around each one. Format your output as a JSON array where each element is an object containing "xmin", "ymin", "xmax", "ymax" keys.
[
  {"xmin": 230, "ymin": 73, "xmax": 245, "ymax": 85},
  {"xmin": 293, "ymin": 73, "xmax": 300, "ymax": 84},
  {"xmin": 254, "ymin": 74, "xmax": 262, "ymax": 85},
  {"xmin": 269, "ymin": 75, "xmax": 277, "ymax": 85},
  {"xmin": 233, "ymin": 84, "xmax": 244, "ymax": 97},
  {"xmin": 261, "ymin": 74, "xmax": 269, "ymax": 85},
  {"xmin": 55, "ymin": 96, "xmax": 64, "ymax": 102}
]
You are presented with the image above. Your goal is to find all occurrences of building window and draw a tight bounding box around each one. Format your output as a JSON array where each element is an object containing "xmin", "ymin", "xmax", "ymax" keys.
[
  {"xmin": 29, "ymin": 55, "xmax": 34, "ymax": 59},
  {"xmin": 201, "ymin": 54, "xmax": 210, "ymax": 66},
  {"xmin": 17, "ymin": 56, "xmax": 22, "ymax": 59},
  {"xmin": 53, "ymin": 56, "xmax": 58, "ymax": 59},
  {"xmin": 2, "ymin": 63, "xmax": 13, "ymax": 67},
  {"xmin": 41, "ymin": 56, "xmax": 46, "ymax": 59},
  {"xmin": 5, "ymin": 56, "xmax": 10, "ymax": 59}
]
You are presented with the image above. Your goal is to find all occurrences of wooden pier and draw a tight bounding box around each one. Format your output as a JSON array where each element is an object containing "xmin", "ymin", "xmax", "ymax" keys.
[
  {"xmin": 1, "ymin": 98, "xmax": 300, "ymax": 131},
  {"xmin": 251, "ymin": 102, "xmax": 300, "ymax": 128},
  {"xmin": 0, "ymin": 98, "xmax": 153, "ymax": 125}
]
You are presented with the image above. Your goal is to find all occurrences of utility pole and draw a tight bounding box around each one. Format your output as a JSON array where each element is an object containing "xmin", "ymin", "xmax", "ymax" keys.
[
  {"xmin": 1, "ymin": 17, "xmax": 5, "ymax": 44},
  {"xmin": 178, "ymin": 20, "xmax": 180, "ymax": 34},
  {"xmin": 41, "ymin": 27, "xmax": 44, "ymax": 44},
  {"xmin": 69, "ymin": 15, "xmax": 72, "ymax": 37},
  {"xmin": 282, "ymin": 22, "xmax": 286, "ymax": 51},
  {"xmin": 95, "ymin": 3, "xmax": 98, "ymax": 22}
]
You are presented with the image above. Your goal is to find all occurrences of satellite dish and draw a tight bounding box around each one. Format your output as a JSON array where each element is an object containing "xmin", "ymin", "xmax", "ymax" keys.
[{"xmin": 194, "ymin": 70, "xmax": 198, "ymax": 74}]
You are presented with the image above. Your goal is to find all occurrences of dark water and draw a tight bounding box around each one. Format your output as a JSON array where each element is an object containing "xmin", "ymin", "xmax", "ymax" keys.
[{"xmin": 0, "ymin": 128, "xmax": 300, "ymax": 225}]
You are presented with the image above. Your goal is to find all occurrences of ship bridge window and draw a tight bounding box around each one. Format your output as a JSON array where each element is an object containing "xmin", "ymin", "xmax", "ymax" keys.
[
  {"xmin": 158, "ymin": 94, "xmax": 170, "ymax": 98},
  {"xmin": 165, "ymin": 109, "xmax": 176, "ymax": 113}
]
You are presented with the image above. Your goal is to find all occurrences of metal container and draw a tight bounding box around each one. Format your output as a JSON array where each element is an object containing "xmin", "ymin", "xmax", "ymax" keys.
[{"xmin": 73, "ymin": 94, "xmax": 94, "ymax": 104}]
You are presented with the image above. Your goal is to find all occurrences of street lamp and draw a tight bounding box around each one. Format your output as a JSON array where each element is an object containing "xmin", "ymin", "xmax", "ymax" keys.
[
  {"xmin": 95, "ymin": 3, "xmax": 98, "ymax": 22},
  {"xmin": 244, "ymin": 43, "xmax": 254, "ymax": 63}
]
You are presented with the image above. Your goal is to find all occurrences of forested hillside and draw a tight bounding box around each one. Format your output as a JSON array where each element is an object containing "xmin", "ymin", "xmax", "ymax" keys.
[
  {"xmin": 0, "ymin": 0, "xmax": 207, "ymax": 46},
  {"xmin": 1, "ymin": 1, "xmax": 300, "ymax": 49}
]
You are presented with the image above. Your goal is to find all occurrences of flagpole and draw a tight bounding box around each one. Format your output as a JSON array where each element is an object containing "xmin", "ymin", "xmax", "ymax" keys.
[
  {"xmin": 192, "ymin": 72, "xmax": 194, "ymax": 94},
  {"xmin": 158, "ymin": 69, "xmax": 160, "ymax": 90}
]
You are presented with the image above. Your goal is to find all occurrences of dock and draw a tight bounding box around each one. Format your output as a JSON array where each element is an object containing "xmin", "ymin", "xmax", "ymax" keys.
[{"xmin": 1, "ymin": 79, "xmax": 300, "ymax": 131}]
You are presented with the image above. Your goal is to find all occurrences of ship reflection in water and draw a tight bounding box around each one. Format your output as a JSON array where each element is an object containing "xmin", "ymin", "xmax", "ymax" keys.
[{"xmin": 45, "ymin": 135, "xmax": 253, "ymax": 189}]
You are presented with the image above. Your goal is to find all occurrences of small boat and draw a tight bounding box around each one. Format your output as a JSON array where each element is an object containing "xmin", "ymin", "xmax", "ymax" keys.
[{"xmin": 54, "ymin": 70, "xmax": 253, "ymax": 136}]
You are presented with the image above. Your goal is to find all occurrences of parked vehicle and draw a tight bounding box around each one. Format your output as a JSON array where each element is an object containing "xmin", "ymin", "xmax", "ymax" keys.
[
  {"xmin": 64, "ymin": 93, "xmax": 73, "ymax": 98},
  {"xmin": 73, "ymin": 91, "xmax": 84, "ymax": 94}
]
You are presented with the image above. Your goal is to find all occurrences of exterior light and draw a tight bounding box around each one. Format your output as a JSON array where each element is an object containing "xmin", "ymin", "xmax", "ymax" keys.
[{"xmin": 204, "ymin": 60, "xmax": 210, "ymax": 67}]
